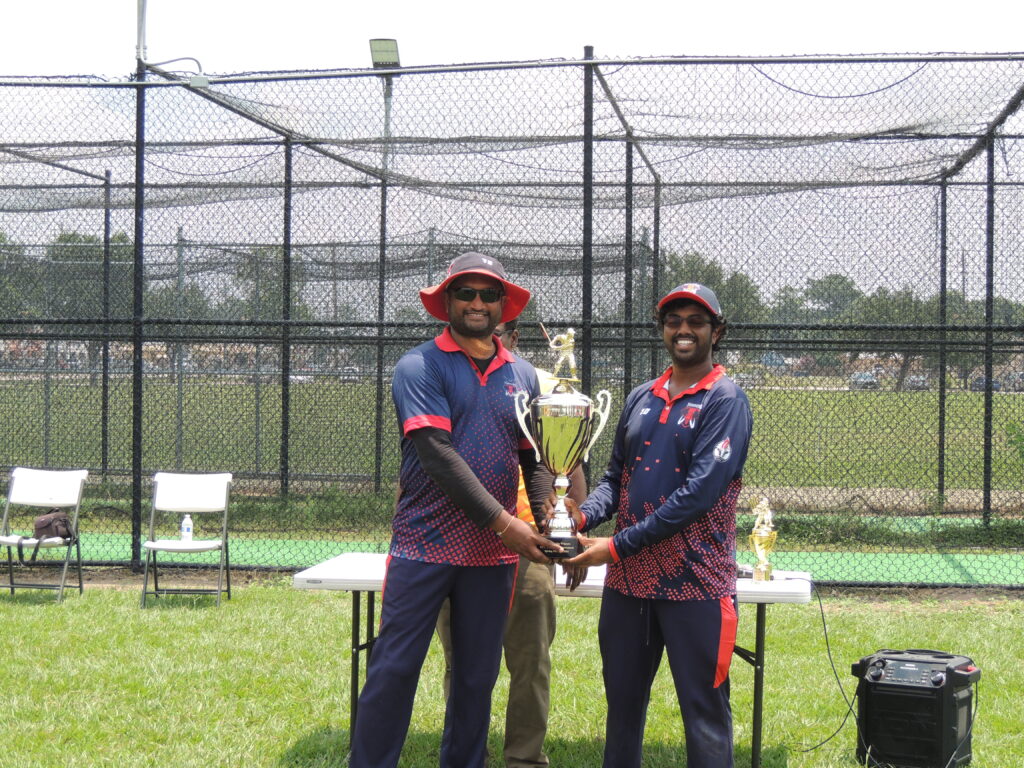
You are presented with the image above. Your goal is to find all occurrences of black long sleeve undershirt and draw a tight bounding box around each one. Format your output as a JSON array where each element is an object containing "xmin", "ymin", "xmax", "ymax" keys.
[{"xmin": 408, "ymin": 427, "xmax": 553, "ymax": 529}]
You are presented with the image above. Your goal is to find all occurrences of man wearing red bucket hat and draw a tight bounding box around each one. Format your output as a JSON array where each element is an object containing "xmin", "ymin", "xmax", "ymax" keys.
[
  {"xmin": 349, "ymin": 252, "xmax": 557, "ymax": 768},
  {"xmin": 564, "ymin": 282, "xmax": 753, "ymax": 768}
]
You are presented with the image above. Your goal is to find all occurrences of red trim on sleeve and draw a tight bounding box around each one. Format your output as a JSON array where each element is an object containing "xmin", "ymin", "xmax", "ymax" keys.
[
  {"xmin": 403, "ymin": 414, "xmax": 452, "ymax": 435},
  {"xmin": 518, "ymin": 437, "xmax": 535, "ymax": 451},
  {"xmin": 608, "ymin": 536, "xmax": 621, "ymax": 563},
  {"xmin": 714, "ymin": 595, "xmax": 738, "ymax": 688}
]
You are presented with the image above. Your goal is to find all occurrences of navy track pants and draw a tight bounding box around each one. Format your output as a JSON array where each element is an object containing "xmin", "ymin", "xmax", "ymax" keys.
[
  {"xmin": 598, "ymin": 587, "xmax": 738, "ymax": 768},
  {"xmin": 348, "ymin": 556, "xmax": 516, "ymax": 768}
]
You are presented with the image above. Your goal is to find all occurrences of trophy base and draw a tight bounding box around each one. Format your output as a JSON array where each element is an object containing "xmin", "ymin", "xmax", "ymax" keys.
[
  {"xmin": 753, "ymin": 563, "xmax": 773, "ymax": 582},
  {"xmin": 541, "ymin": 534, "xmax": 580, "ymax": 559}
]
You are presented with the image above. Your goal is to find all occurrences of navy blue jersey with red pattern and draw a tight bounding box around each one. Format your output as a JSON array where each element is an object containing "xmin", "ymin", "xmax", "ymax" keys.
[
  {"xmin": 580, "ymin": 364, "xmax": 752, "ymax": 600},
  {"xmin": 391, "ymin": 327, "xmax": 540, "ymax": 566}
]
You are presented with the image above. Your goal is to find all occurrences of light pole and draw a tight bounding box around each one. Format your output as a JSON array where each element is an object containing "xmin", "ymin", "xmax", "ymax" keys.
[
  {"xmin": 369, "ymin": 39, "xmax": 399, "ymax": 492},
  {"xmin": 369, "ymin": 39, "xmax": 400, "ymax": 177}
]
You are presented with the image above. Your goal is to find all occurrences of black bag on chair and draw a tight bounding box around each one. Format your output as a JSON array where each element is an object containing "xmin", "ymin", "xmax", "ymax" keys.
[
  {"xmin": 16, "ymin": 509, "xmax": 75, "ymax": 563},
  {"xmin": 33, "ymin": 510, "xmax": 74, "ymax": 540}
]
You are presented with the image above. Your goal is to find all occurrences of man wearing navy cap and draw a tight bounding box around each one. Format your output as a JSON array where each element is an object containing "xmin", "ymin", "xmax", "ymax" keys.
[
  {"xmin": 565, "ymin": 283, "xmax": 753, "ymax": 768},
  {"xmin": 349, "ymin": 252, "xmax": 556, "ymax": 768}
]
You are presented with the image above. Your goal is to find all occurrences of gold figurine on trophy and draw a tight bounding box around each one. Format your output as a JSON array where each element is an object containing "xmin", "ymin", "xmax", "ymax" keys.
[
  {"xmin": 546, "ymin": 326, "xmax": 578, "ymax": 383},
  {"xmin": 748, "ymin": 497, "xmax": 778, "ymax": 582}
]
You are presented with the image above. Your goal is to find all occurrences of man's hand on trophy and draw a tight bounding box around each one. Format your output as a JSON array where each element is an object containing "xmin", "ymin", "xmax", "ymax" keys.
[
  {"xmin": 494, "ymin": 513, "xmax": 562, "ymax": 563},
  {"xmin": 534, "ymin": 490, "xmax": 560, "ymax": 536},
  {"xmin": 564, "ymin": 534, "xmax": 614, "ymax": 567},
  {"xmin": 561, "ymin": 497, "xmax": 585, "ymax": 531},
  {"xmin": 560, "ymin": 562, "xmax": 588, "ymax": 591}
]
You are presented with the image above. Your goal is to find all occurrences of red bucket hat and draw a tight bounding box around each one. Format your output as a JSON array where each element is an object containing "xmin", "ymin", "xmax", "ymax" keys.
[{"xmin": 419, "ymin": 252, "xmax": 531, "ymax": 323}]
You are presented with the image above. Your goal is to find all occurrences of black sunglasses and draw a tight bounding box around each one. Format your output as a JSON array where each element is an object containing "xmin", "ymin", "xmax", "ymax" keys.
[
  {"xmin": 449, "ymin": 286, "xmax": 504, "ymax": 303},
  {"xmin": 662, "ymin": 313, "xmax": 712, "ymax": 330}
]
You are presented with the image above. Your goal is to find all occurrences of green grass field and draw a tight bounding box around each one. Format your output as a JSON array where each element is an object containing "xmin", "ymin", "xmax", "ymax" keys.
[{"xmin": 1, "ymin": 578, "xmax": 1020, "ymax": 768}]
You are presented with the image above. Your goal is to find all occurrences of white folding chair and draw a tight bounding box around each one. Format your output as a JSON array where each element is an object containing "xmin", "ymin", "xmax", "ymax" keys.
[
  {"xmin": 0, "ymin": 467, "xmax": 89, "ymax": 602},
  {"xmin": 141, "ymin": 472, "xmax": 232, "ymax": 607}
]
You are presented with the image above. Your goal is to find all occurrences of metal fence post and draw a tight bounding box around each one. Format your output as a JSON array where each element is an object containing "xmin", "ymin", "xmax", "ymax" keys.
[
  {"xmin": 174, "ymin": 227, "xmax": 185, "ymax": 469},
  {"xmin": 373, "ymin": 72, "xmax": 394, "ymax": 494},
  {"xmin": 102, "ymin": 170, "xmax": 112, "ymax": 479},
  {"xmin": 650, "ymin": 180, "xmax": 662, "ymax": 378},
  {"xmin": 983, "ymin": 137, "xmax": 996, "ymax": 525},
  {"xmin": 582, "ymin": 46, "xmax": 594, "ymax": 396},
  {"xmin": 624, "ymin": 140, "xmax": 634, "ymax": 399},
  {"xmin": 937, "ymin": 181, "xmax": 948, "ymax": 510},
  {"xmin": 281, "ymin": 137, "xmax": 293, "ymax": 496},
  {"xmin": 130, "ymin": 59, "xmax": 147, "ymax": 569}
]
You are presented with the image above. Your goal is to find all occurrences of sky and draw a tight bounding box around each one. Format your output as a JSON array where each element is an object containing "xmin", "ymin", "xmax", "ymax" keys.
[{"xmin": 3, "ymin": 0, "xmax": 1024, "ymax": 79}]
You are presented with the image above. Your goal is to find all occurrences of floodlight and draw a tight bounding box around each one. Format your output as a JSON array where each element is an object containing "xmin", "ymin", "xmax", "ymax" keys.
[{"xmin": 369, "ymin": 39, "xmax": 400, "ymax": 69}]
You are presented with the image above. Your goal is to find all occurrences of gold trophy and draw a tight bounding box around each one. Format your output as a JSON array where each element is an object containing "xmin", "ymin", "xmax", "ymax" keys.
[
  {"xmin": 748, "ymin": 497, "xmax": 778, "ymax": 582},
  {"xmin": 514, "ymin": 381, "xmax": 611, "ymax": 558}
]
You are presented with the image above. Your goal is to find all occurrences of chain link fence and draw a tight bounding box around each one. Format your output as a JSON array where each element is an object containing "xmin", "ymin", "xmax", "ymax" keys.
[{"xmin": 2, "ymin": 54, "xmax": 1023, "ymax": 586}]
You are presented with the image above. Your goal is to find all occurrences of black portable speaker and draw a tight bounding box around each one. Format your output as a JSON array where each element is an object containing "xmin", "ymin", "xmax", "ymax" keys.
[{"xmin": 851, "ymin": 649, "xmax": 980, "ymax": 768}]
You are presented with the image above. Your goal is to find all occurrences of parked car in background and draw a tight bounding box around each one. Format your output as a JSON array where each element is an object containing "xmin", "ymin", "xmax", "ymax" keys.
[
  {"xmin": 1005, "ymin": 372, "xmax": 1024, "ymax": 392},
  {"xmin": 338, "ymin": 366, "xmax": 361, "ymax": 382},
  {"xmin": 848, "ymin": 372, "xmax": 880, "ymax": 390},
  {"xmin": 969, "ymin": 376, "xmax": 1001, "ymax": 392},
  {"xmin": 905, "ymin": 374, "xmax": 930, "ymax": 391},
  {"xmin": 732, "ymin": 370, "xmax": 766, "ymax": 389}
]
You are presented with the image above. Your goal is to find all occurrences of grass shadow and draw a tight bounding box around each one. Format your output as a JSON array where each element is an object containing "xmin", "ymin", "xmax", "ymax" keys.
[
  {"xmin": 0, "ymin": 588, "xmax": 73, "ymax": 605},
  {"xmin": 738, "ymin": 743, "xmax": 789, "ymax": 768},
  {"xmin": 273, "ymin": 724, "xmax": 791, "ymax": 768},
  {"xmin": 277, "ymin": 730, "xmax": 461, "ymax": 768},
  {"xmin": 139, "ymin": 593, "xmax": 224, "ymax": 610},
  {"xmin": 545, "ymin": 734, "xmax": 790, "ymax": 767},
  {"xmin": 277, "ymin": 726, "xmax": 349, "ymax": 768}
]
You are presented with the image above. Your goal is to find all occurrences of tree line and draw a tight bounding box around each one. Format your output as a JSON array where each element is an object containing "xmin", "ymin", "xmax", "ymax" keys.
[{"xmin": 2, "ymin": 231, "xmax": 1022, "ymax": 388}]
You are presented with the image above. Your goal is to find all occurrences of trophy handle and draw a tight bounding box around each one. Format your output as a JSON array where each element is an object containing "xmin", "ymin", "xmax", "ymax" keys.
[
  {"xmin": 583, "ymin": 389, "xmax": 612, "ymax": 463},
  {"xmin": 514, "ymin": 390, "xmax": 541, "ymax": 461}
]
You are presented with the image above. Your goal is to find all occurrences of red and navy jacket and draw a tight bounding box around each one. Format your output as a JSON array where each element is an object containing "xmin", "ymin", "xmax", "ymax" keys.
[
  {"xmin": 390, "ymin": 327, "xmax": 540, "ymax": 566},
  {"xmin": 580, "ymin": 364, "xmax": 752, "ymax": 600}
]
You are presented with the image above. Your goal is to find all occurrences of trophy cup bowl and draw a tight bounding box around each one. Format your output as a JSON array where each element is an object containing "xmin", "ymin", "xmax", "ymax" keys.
[{"xmin": 515, "ymin": 383, "xmax": 611, "ymax": 558}]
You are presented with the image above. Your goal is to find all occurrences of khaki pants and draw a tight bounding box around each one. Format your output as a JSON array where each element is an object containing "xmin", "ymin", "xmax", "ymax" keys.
[{"xmin": 437, "ymin": 557, "xmax": 556, "ymax": 767}]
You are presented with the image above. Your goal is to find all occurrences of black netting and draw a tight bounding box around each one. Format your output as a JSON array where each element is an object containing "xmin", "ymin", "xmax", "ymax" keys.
[{"xmin": 1, "ymin": 55, "xmax": 1023, "ymax": 585}]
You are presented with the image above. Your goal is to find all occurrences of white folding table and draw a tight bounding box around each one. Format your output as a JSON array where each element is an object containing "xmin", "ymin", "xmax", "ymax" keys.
[{"xmin": 294, "ymin": 551, "xmax": 811, "ymax": 768}]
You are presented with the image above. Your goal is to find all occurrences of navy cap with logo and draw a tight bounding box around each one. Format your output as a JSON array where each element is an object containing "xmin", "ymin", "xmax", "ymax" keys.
[
  {"xmin": 657, "ymin": 283, "xmax": 723, "ymax": 322},
  {"xmin": 419, "ymin": 252, "xmax": 531, "ymax": 323}
]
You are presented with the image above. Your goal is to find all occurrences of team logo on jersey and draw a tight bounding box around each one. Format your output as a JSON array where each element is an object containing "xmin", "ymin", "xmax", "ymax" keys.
[
  {"xmin": 713, "ymin": 437, "xmax": 732, "ymax": 462},
  {"xmin": 677, "ymin": 405, "xmax": 701, "ymax": 428},
  {"xmin": 640, "ymin": 407, "xmax": 651, "ymax": 416},
  {"xmin": 505, "ymin": 383, "xmax": 520, "ymax": 397}
]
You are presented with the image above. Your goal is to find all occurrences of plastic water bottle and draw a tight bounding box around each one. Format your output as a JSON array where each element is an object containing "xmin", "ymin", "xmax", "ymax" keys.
[{"xmin": 180, "ymin": 514, "xmax": 193, "ymax": 541}]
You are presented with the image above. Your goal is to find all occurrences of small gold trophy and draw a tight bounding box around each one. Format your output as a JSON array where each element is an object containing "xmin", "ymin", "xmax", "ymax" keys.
[{"xmin": 748, "ymin": 497, "xmax": 778, "ymax": 582}]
